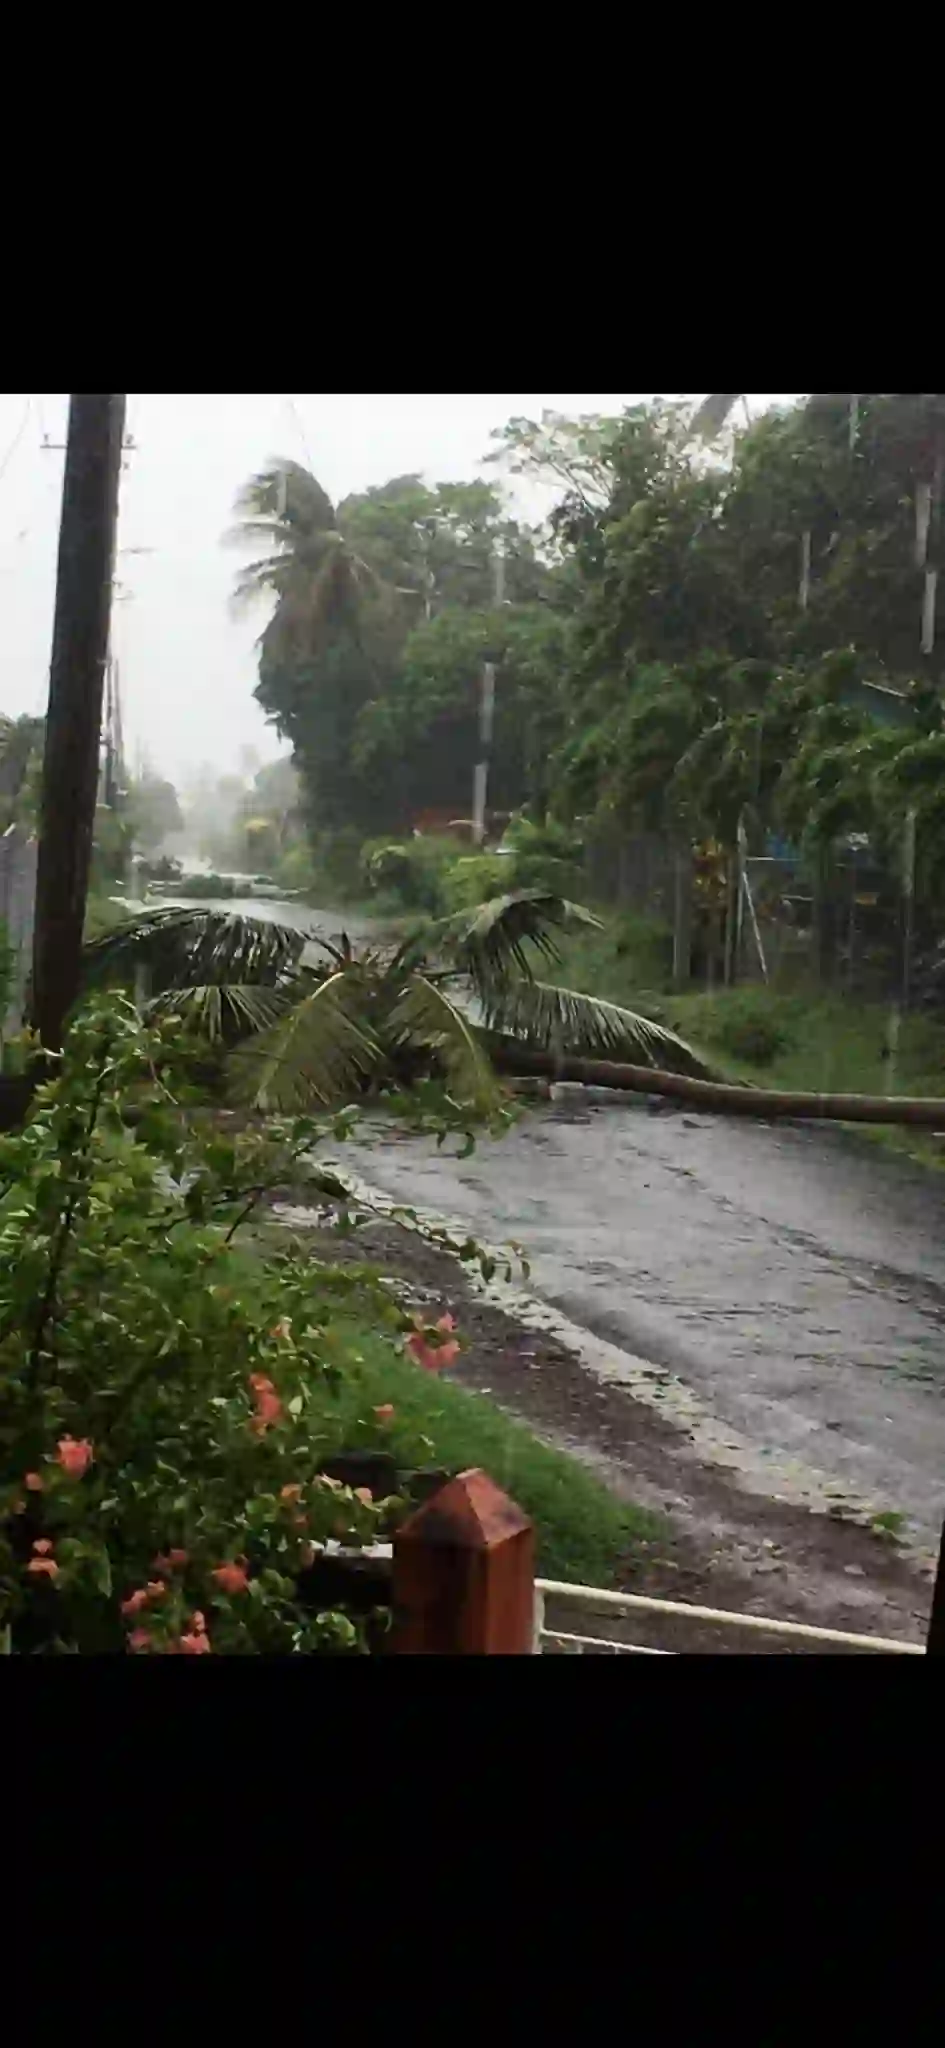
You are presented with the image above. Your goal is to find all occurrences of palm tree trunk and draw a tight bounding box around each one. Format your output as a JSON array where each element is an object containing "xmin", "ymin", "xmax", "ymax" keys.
[{"xmin": 489, "ymin": 1041, "xmax": 945, "ymax": 1128}]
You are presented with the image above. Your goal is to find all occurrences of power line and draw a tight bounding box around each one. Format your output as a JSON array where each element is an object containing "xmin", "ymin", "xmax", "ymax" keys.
[
  {"xmin": 0, "ymin": 395, "xmax": 32, "ymax": 488},
  {"xmin": 286, "ymin": 394, "xmax": 314, "ymax": 472}
]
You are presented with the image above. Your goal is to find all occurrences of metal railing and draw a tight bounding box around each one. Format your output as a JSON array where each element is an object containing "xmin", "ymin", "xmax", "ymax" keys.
[
  {"xmin": 333, "ymin": 1544, "xmax": 926, "ymax": 1654},
  {"xmin": 534, "ymin": 1579, "xmax": 926, "ymax": 1656}
]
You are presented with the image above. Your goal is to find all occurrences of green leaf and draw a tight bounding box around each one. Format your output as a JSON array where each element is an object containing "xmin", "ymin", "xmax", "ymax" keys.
[
  {"xmin": 93, "ymin": 1550, "xmax": 113, "ymax": 1597},
  {"xmin": 433, "ymin": 890, "xmax": 603, "ymax": 997},
  {"xmin": 388, "ymin": 976, "xmax": 500, "ymax": 1116},
  {"xmin": 482, "ymin": 978, "xmax": 715, "ymax": 1079},
  {"xmin": 228, "ymin": 974, "xmax": 379, "ymax": 1112}
]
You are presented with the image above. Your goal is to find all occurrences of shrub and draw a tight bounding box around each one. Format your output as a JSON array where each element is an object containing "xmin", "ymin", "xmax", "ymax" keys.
[
  {"xmin": 172, "ymin": 872, "xmax": 240, "ymax": 900},
  {"xmin": 274, "ymin": 842, "xmax": 317, "ymax": 894},
  {"xmin": 137, "ymin": 855, "xmax": 183, "ymax": 886},
  {"xmin": 0, "ymin": 993, "xmax": 425, "ymax": 1655},
  {"xmin": 440, "ymin": 853, "xmax": 512, "ymax": 911},
  {"xmin": 316, "ymin": 827, "xmax": 373, "ymax": 899},
  {"xmin": 611, "ymin": 912, "xmax": 674, "ymax": 981},
  {"xmin": 677, "ymin": 990, "xmax": 794, "ymax": 1068},
  {"xmin": 361, "ymin": 836, "xmax": 464, "ymax": 915}
]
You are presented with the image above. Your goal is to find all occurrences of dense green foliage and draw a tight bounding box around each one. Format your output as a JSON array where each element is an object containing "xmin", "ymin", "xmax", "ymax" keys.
[
  {"xmin": 0, "ymin": 994, "xmax": 420, "ymax": 1653},
  {"xmin": 227, "ymin": 397, "xmax": 945, "ymax": 960},
  {"xmin": 229, "ymin": 463, "xmax": 568, "ymax": 840}
]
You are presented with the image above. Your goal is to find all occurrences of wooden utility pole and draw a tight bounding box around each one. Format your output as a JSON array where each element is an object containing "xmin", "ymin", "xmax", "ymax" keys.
[
  {"xmin": 32, "ymin": 395, "xmax": 126, "ymax": 1051},
  {"xmin": 471, "ymin": 549, "xmax": 505, "ymax": 847}
]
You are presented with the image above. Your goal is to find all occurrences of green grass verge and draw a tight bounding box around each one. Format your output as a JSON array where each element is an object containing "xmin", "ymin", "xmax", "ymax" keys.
[
  {"xmin": 548, "ymin": 907, "xmax": 945, "ymax": 1171},
  {"xmin": 669, "ymin": 986, "xmax": 945, "ymax": 1170},
  {"xmin": 237, "ymin": 1230, "xmax": 664, "ymax": 1586},
  {"xmin": 331, "ymin": 1325, "xmax": 666, "ymax": 1586}
]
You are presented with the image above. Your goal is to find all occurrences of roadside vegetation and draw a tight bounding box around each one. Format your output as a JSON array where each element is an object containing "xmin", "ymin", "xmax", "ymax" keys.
[
  {"xmin": 9, "ymin": 391, "xmax": 945, "ymax": 1651},
  {"xmin": 545, "ymin": 906, "xmax": 945, "ymax": 1165},
  {"xmin": 237, "ymin": 1225, "xmax": 663, "ymax": 1586},
  {"xmin": 0, "ymin": 990, "xmax": 664, "ymax": 1652}
]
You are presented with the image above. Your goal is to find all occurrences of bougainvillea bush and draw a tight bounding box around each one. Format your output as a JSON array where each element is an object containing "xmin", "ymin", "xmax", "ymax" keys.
[{"xmin": 0, "ymin": 993, "xmax": 461, "ymax": 1655}]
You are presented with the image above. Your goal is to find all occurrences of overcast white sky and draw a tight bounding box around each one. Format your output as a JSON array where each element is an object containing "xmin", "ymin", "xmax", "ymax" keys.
[{"xmin": 0, "ymin": 395, "xmax": 799, "ymax": 786}]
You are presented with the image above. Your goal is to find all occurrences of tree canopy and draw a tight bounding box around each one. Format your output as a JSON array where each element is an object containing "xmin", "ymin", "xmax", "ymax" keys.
[{"xmin": 228, "ymin": 396, "xmax": 945, "ymax": 910}]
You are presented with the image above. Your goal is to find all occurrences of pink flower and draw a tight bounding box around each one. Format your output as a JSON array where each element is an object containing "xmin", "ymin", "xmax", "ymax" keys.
[
  {"xmin": 211, "ymin": 1561, "xmax": 249, "ymax": 1595},
  {"xmin": 373, "ymin": 1404, "xmax": 395, "ymax": 1423},
  {"xmin": 178, "ymin": 1627, "xmax": 212, "ymax": 1654},
  {"xmin": 280, "ymin": 1483, "xmax": 303, "ymax": 1503},
  {"xmin": 250, "ymin": 1399, "xmax": 283, "ymax": 1436},
  {"xmin": 24, "ymin": 1471, "xmax": 44, "ymax": 1493},
  {"xmin": 405, "ymin": 1312, "xmax": 460, "ymax": 1373},
  {"xmin": 28, "ymin": 1557, "xmax": 59, "ymax": 1579},
  {"xmin": 32, "ymin": 1538, "xmax": 53, "ymax": 1556},
  {"xmin": 121, "ymin": 1588, "xmax": 150, "ymax": 1618},
  {"xmin": 152, "ymin": 1549, "xmax": 188, "ymax": 1573},
  {"xmin": 128, "ymin": 1628, "xmax": 152, "ymax": 1652},
  {"xmin": 57, "ymin": 1436, "xmax": 93, "ymax": 1479},
  {"xmin": 354, "ymin": 1487, "xmax": 374, "ymax": 1507},
  {"xmin": 248, "ymin": 1373, "xmax": 283, "ymax": 1434},
  {"xmin": 190, "ymin": 1611, "xmax": 206, "ymax": 1632}
]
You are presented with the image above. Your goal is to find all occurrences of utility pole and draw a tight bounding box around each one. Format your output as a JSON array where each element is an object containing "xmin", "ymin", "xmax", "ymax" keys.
[
  {"xmin": 472, "ymin": 548, "xmax": 505, "ymax": 847},
  {"xmin": 32, "ymin": 395, "xmax": 126, "ymax": 1051}
]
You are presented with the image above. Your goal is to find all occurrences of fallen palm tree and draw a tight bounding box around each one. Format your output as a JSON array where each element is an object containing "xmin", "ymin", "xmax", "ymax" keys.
[
  {"xmin": 78, "ymin": 894, "xmax": 716, "ymax": 1113},
  {"xmin": 488, "ymin": 1040, "xmax": 945, "ymax": 1129},
  {"xmin": 77, "ymin": 896, "xmax": 945, "ymax": 1131}
]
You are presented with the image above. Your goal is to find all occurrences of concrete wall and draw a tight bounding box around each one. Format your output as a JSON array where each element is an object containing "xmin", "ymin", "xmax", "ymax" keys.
[{"xmin": 0, "ymin": 826, "xmax": 37, "ymax": 1034}]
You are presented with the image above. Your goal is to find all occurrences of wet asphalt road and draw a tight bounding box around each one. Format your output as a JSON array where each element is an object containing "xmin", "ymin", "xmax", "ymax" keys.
[
  {"xmin": 346, "ymin": 1098, "xmax": 945, "ymax": 1555},
  {"xmin": 159, "ymin": 895, "xmax": 945, "ymax": 1556}
]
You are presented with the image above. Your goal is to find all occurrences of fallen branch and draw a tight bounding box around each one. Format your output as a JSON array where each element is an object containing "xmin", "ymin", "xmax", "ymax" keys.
[{"xmin": 488, "ymin": 1041, "xmax": 945, "ymax": 1130}]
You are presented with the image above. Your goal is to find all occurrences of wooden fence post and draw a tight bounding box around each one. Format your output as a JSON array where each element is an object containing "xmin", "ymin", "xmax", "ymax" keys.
[{"xmin": 391, "ymin": 1468, "xmax": 536, "ymax": 1654}]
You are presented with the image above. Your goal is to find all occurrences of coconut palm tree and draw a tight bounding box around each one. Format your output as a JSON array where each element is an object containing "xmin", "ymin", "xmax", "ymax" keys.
[
  {"xmin": 226, "ymin": 459, "xmax": 406, "ymax": 668},
  {"xmin": 80, "ymin": 891, "xmax": 713, "ymax": 1114}
]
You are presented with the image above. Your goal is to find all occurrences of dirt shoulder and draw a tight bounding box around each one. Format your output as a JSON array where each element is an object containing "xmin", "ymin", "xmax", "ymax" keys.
[{"xmin": 265, "ymin": 1197, "xmax": 933, "ymax": 1654}]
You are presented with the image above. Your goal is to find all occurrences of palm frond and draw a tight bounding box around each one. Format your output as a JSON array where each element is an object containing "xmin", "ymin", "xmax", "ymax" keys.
[
  {"xmin": 481, "ymin": 978, "xmax": 716, "ymax": 1080},
  {"xmin": 144, "ymin": 983, "xmax": 295, "ymax": 1044},
  {"xmin": 228, "ymin": 972, "xmax": 380, "ymax": 1112},
  {"xmin": 433, "ymin": 890, "xmax": 603, "ymax": 997},
  {"xmin": 228, "ymin": 461, "xmax": 337, "ymax": 536},
  {"xmin": 81, "ymin": 908, "xmax": 308, "ymax": 993},
  {"xmin": 387, "ymin": 975, "xmax": 501, "ymax": 1116},
  {"xmin": 689, "ymin": 394, "xmax": 742, "ymax": 442}
]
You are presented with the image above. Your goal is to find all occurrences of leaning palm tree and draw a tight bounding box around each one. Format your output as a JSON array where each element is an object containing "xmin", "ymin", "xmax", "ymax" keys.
[
  {"xmin": 80, "ymin": 891, "xmax": 714, "ymax": 1114},
  {"xmin": 226, "ymin": 458, "xmax": 404, "ymax": 668}
]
